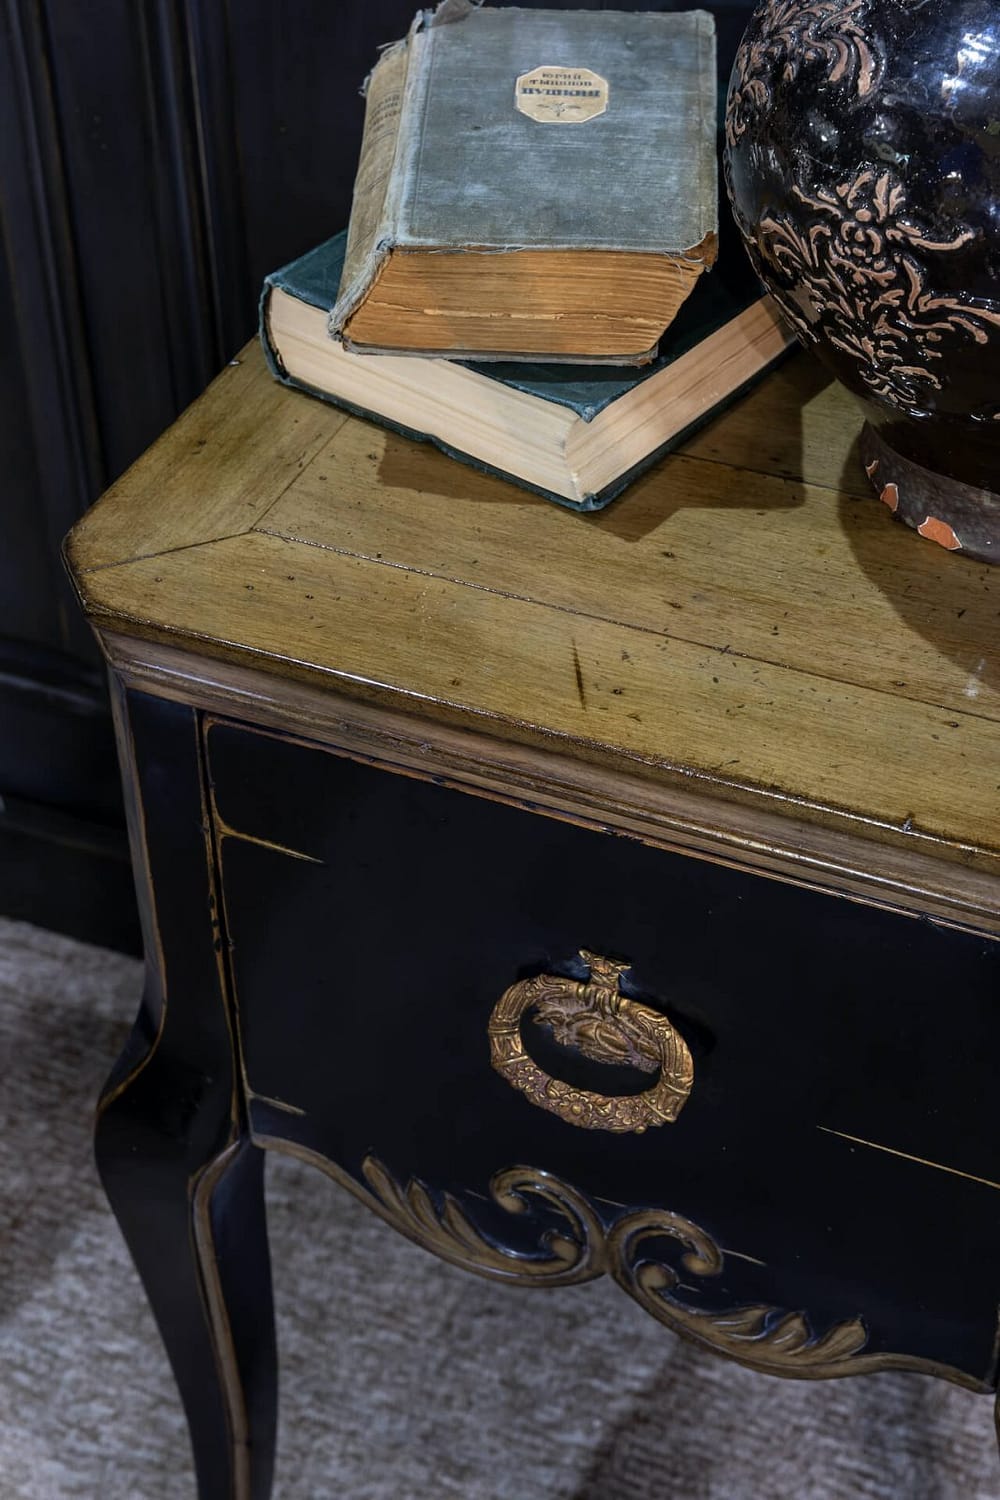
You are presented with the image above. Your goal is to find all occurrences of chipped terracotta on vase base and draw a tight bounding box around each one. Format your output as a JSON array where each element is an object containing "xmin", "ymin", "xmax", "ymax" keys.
[{"xmin": 725, "ymin": 0, "xmax": 1000, "ymax": 564}]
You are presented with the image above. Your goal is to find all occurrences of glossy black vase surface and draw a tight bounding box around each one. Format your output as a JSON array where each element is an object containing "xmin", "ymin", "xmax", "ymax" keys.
[{"xmin": 725, "ymin": 0, "xmax": 1000, "ymax": 562}]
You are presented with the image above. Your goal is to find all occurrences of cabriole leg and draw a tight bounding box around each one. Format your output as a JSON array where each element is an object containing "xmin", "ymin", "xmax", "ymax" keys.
[{"xmin": 98, "ymin": 687, "xmax": 277, "ymax": 1499}]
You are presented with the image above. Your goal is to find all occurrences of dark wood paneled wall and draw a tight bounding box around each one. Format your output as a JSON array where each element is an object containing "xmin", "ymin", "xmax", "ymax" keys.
[
  {"xmin": 0, "ymin": 0, "xmax": 421, "ymax": 947},
  {"xmin": 0, "ymin": 0, "xmax": 750, "ymax": 948}
]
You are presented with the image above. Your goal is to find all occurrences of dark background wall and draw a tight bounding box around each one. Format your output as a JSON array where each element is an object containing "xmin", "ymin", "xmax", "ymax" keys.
[{"xmin": 0, "ymin": 0, "xmax": 746, "ymax": 951}]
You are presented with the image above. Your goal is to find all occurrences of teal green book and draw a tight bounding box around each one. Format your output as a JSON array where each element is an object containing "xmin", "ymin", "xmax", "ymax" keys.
[{"xmin": 260, "ymin": 227, "xmax": 790, "ymax": 512}]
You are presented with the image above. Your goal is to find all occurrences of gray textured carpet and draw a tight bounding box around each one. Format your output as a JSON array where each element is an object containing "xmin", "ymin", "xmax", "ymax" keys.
[{"xmin": 2, "ymin": 914, "xmax": 997, "ymax": 1499}]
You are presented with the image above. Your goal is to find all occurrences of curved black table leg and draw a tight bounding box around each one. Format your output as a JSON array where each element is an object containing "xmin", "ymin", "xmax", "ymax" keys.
[
  {"xmin": 97, "ymin": 1082, "xmax": 276, "ymax": 1500},
  {"xmin": 96, "ymin": 687, "xmax": 277, "ymax": 1499}
]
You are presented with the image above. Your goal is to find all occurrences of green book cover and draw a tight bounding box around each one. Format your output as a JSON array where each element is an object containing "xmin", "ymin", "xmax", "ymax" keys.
[{"xmin": 260, "ymin": 220, "xmax": 789, "ymax": 512}]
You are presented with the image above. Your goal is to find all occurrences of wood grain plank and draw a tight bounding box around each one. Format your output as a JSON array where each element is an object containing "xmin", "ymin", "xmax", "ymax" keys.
[
  {"xmin": 65, "ymin": 350, "xmax": 347, "ymax": 570},
  {"xmin": 99, "ymin": 630, "xmax": 1000, "ymax": 929},
  {"xmin": 76, "ymin": 529, "xmax": 1000, "ymax": 864},
  {"xmin": 676, "ymin": 353, "xmax": 871, "ymax": 495},
  {"xmin": 257, "ymin": 412, "xmax": 1000, "ymax": 725}
]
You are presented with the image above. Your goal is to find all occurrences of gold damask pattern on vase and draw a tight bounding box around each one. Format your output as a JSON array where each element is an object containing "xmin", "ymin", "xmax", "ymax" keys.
[
  {"xmin": 753, "ymin": 171, "xmax": 1000, "ymax": 410},
  {"xmin": 727, "ymin": 0, "xmax": 880, "ymax": 149},
  {"xmin": 725, "ymin": 0, "xmax": 1000, "ymax": 416},
  {"xmin": 357, "ymin": 1152, "xmax": 988, "ymax": 1387},
  {"xmin": 488, "ymin": 951, "xmax": 694, "ymax": 1133}
]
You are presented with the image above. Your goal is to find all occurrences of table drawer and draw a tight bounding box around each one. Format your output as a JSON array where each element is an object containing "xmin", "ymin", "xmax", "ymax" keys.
[{"xmin": 208, "ymin": 718, "xmax": 1000, "ymax": 1385}]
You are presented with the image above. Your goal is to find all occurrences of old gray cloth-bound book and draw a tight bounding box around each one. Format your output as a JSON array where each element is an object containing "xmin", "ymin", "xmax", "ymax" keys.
[{"xmin": 331, "ymin": 0, "xmax": 718, "ymax": 365}]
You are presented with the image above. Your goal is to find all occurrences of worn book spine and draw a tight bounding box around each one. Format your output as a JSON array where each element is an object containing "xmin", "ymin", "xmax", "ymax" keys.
[
  {"xmin": 335, "ymin": 1, "xmax": 471, "ymax": 337},
  {"xmin": 336, "ymin": 27, "xmax": 417, "ymax": 334}
]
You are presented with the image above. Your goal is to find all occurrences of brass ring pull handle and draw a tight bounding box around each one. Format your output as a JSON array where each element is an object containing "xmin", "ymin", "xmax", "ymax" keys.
[{"xmin": 488, "ymin": 950, "xmax": 694, "ymax": 1133}]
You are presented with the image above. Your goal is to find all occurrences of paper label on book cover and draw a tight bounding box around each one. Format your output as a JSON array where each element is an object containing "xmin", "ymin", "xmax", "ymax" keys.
[{"xmin": 515, "ymin": 67, "xmax": 608, "ymax": 123}]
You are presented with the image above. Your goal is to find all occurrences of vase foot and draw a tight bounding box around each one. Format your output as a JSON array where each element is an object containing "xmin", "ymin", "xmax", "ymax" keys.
[{"xmin": 859, "ymin": 425, "xmax": 1000, "ymax": 567}]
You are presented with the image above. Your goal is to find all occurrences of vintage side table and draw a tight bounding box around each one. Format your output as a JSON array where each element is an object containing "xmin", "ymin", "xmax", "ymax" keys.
[{"xmin": 66, "ymin": 344, "xmax": 1000, "ymax": 1500}]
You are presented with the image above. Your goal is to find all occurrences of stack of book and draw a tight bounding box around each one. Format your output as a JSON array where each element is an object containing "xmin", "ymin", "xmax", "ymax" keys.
[{"xmin": 260, "ymin": 1, "xmax": 790, "ymax": 512}]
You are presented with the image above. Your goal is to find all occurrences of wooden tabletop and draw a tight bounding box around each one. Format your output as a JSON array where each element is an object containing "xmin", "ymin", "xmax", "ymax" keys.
[{"xmin": 67, "ymin": 341, "xmax": 1000, "ymax": 923}]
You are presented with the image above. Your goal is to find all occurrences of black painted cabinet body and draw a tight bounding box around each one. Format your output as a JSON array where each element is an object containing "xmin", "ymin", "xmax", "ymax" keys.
[
  {"xmin": 53, "ymin": 4, "xmax": 999, "ymax": 1495},
  {"xmin": 96, "ymin": 687, "xmax": 1000, "ymax": 1498},
  {"xmin": 215, "ymin": 718, "xmax": 1000, "ymax": 1377}
]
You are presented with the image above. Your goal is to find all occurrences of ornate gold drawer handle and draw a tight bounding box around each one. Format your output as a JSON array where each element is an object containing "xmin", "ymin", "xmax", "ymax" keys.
[{"xmin": 488, "ymin": 950, "xmax": 693, "ymax": 1133}]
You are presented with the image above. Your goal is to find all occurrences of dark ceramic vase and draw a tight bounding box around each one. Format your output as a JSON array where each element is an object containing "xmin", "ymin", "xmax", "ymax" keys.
[{"xmin": 725, "ymin": 0, "xmax": 1000, "ymax": 563}]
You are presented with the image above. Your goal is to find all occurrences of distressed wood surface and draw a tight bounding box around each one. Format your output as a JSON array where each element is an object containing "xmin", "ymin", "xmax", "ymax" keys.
[{"xmin": 67, "ymin": 341, "xmax": 1000, "ymax": 890}]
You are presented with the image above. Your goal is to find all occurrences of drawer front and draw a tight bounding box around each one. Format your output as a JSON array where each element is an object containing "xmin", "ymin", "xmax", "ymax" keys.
[{"xmin": 208, "ymin": 718, "xmax": 1000, "ymax": 1385}]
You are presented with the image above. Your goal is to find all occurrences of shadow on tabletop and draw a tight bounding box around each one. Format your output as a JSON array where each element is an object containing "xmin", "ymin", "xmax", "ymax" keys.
[
  {"xmin": 374, "ymin": 357, "xmax": 824, "ymax": 544},
  {"xmin": 836, "ymin": 436, "xmax": 1000, "ymax": 698}
]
